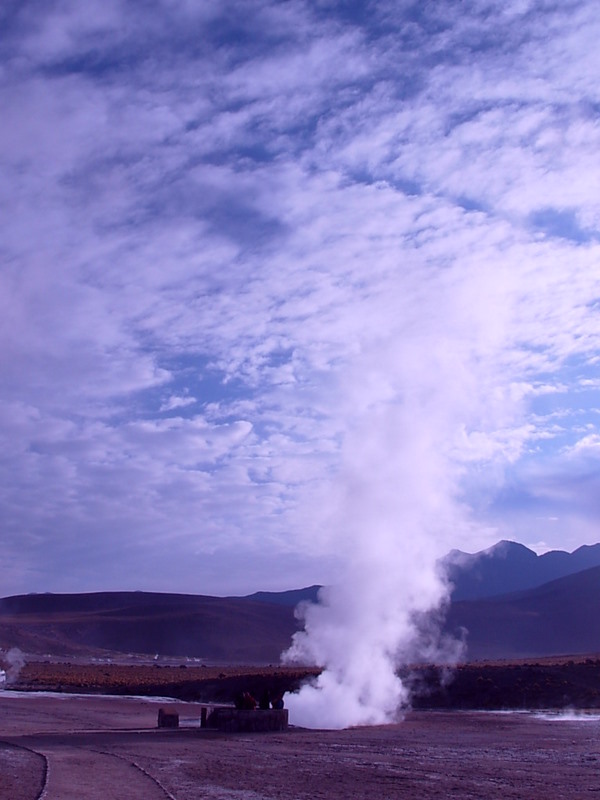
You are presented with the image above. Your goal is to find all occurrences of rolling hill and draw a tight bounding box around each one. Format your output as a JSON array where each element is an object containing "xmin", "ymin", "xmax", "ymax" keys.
[
  {"xmin": 0, "ymin": 591, "xmax": 299, "ymax": 663},
  {"xmin": 445, "ymin": 565, "xmax": 600, "ymax": 660},
  {"xmin": 2, "ymin": 542, "xmax": 600, "ymax": 663}
]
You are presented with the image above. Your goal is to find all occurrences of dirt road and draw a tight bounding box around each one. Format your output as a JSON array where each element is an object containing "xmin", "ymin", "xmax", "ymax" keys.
[{"xmin": 1, "ymin": 693, "xmax": 600, "ymax": 799}]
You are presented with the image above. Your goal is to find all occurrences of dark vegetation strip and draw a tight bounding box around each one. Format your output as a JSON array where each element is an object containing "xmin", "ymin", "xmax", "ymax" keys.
[{"xmin": 8, "ymin": 658, "xmax": 600, "ymax": 710}]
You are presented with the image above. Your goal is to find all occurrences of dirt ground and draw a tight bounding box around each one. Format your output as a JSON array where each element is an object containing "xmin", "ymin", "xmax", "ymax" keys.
[{"xmin": 1, "ymin": 692, "xmax": 600, "ymax": 799}]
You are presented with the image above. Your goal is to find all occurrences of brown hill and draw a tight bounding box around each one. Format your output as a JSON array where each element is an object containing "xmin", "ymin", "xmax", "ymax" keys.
[
  {"xmin": 446, "ymin": 565, "xmax": 600, "ymax": 660},
  {"xmin": 3, "ymin": 564, "xmax": 600, "ymax": 664},
  {"xmin": 0, "ymin": 591, "xmax": 299, "ymax": 663}
]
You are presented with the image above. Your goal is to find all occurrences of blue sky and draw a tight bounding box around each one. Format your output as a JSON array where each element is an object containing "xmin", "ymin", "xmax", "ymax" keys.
[{"xmin": 2, "ymin": 0, "xmax": 600, "ymax": 596}]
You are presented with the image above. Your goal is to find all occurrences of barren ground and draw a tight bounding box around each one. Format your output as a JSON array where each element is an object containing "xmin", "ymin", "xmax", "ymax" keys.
[
  {"xmin": 12, "ymin": 656, "xmax": 600, "ymax": 710},
  {"xmin": 1, "ymin": 691, "xmax": 600, "ymax": 799}
]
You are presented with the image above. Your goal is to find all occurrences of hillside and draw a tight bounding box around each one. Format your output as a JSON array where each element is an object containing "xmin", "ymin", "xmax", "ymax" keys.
[
  {"xmin": 0, "ymin": 591, "xmax": 299, "ymax": 664},
  {"xmin": 445, "ymin": 565, "xmax": 600, "ymax": 660},
  {"xmin": 2, "ymin": 543, "xmax": 600, "ymax": 664}
]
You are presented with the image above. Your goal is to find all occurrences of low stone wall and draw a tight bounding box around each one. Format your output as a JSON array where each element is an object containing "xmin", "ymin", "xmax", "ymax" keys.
[
  {"xmin": 157, "ymin": 708, "xmax": 179, "ymax": 728},
  {"xmin": 207, "ymin": 708, "xmax": 288, "ymax": 732}
]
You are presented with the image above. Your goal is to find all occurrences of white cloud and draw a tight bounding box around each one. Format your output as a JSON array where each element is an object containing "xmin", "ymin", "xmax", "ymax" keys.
[
  {"xmin": 1, "ymin": 0, "xmax": 600, "ymax": 607},
  {"xmin": 566, "ymin": 433, "xmax": 600, "ymax": 457},
  {"xmin": 159, "ymin": 394, "xmax": 196, "ymax": 412}
]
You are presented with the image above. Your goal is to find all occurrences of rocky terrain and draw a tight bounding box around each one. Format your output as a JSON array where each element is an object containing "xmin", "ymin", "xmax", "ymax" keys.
[
  {"xmin": 10, "ymin": 660, "xmax": 319, "ymax": 705},
  {"xmin": 4, "ymin": 655, "xmax": 600, "ymax": 711}
]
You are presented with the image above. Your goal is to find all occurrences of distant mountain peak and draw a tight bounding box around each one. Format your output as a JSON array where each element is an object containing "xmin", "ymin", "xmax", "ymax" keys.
[
  {"xmin": 446, "ymin": 540, "xmax": 600, "ymax": 601},
  {"xmin": 492, "ymin": 539, "xmax": 534, "ymax": 553}
]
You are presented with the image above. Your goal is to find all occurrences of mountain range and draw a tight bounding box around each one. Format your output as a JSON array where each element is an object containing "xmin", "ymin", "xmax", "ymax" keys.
[
  {"xmin": 1, "ymin": 541, "xmax": 600, "ymax": 663},
  {"xmin": 445, "ymin": 539, "xmax": 600, "ymax": 600}
]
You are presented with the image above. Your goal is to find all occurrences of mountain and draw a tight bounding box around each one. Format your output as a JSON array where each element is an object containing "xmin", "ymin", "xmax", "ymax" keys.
[
  {"xmin": 245, "ymin": 542, "xmax": 600, "ymax": 606},
  {"xmin": 445, "ymin": 565, "xmax": 600, "ymax": 660},
  {"xmin": 445, "ymin": 540, "xmax": 600, "ymax": 600},
  {"xmin": 0, "ymin": 591, "xmax": 300, "ymax": 664},
  {"xmin": 2, "ymin": 542, "xmax": 600, "ymax": 664},
  {"xmin": 244, "ymin": 585, "xmax": 321, "ymax": 606}
]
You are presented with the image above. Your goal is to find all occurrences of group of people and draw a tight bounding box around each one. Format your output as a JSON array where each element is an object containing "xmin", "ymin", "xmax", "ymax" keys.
[{"xmin": 234, "ymin": 689, "xmax": 284, "ymax": 710}]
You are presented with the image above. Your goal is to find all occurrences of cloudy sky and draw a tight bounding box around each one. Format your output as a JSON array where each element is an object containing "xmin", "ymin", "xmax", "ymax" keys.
[{"xmin": 2, "ymin": 0, "xmax": 600, "ymax": 597}]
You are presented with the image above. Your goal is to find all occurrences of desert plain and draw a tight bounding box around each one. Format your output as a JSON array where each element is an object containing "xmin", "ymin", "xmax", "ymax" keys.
[{"xmin": 2, "ymin": 661, "xmax": 600, "ymax": 799}]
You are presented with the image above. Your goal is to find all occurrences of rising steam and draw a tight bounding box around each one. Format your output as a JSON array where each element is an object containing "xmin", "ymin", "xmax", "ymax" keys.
[
  {"xmin": 283, "ymin": 390, "xmax": 469, "ymax": 728},
  {"xmin": 2, "ymin": 647, "xmax": 25, "ymax": 685},
  {"xmin": 281, "ymin": 252, "xmax": 576, "ymax": 729}
]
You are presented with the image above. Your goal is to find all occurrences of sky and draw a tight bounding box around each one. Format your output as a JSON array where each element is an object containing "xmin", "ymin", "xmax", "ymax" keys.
[{"xmin": 2, "ymin": 0, "xmax": 600, "ymax": 598}]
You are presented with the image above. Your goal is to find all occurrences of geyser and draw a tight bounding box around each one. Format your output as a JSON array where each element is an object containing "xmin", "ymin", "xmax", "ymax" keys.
[{"xmin": 283, "ymin": 392, "xmax": 468, "ymax": 729}]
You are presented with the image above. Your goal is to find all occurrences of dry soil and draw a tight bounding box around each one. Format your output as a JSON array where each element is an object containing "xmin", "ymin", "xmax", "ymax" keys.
[{"xmin": 1, "ymin": 692, "xmax": 600, "ymax": 799}]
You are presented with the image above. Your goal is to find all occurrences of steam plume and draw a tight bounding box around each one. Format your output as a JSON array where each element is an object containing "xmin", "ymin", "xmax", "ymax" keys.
[
  {"xmin": 4, "ymin": 647, "xmax": 25, "ymax": 685},
  {"xmin": 282, "ymin": 252, "xmax": 578, "ymax": 729},
  {"xmin": 283, "ymin": 392, "xmax": 467, "ymax": 728}
]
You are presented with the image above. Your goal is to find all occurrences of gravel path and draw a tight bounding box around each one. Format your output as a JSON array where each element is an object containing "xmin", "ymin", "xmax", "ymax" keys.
[
  {"xmin": 37, "ymin": 745, "xmax": 174, "ymax": 800},
  {"xmin": 0, "ymin": 742, "xmax": 46, "ymax": 800}
]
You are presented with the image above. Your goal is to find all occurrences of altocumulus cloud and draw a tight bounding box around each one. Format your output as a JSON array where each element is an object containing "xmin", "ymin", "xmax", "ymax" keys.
[{"xmin": 1, "ymin": 0, "xmax": 600, "ymax": 598}]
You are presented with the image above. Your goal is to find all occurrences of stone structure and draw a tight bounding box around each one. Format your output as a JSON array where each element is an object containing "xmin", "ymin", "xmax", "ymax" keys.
[
  {"xmin": 157, "ymin": 707, "xmax": 179, "ymax": 728},
  {"xmin": 207, "ymin": 707, "xmax": 288, "ymax": 733}
]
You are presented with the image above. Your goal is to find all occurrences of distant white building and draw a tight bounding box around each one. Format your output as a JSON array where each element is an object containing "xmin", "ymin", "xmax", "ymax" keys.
[{"xmin": 0, "ymin": 669, "xmax": 6, "ymax": 686}]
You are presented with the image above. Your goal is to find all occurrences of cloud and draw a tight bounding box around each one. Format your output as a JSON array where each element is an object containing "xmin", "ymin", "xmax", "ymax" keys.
[
  {"xmin": 0, "ymin": 0, "xmax": 599, "ymax": 612},
  {"xmin": 159, "ymin": 394, "xmax": 196, "ymax": 412}
]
